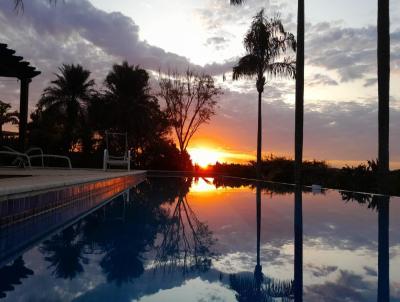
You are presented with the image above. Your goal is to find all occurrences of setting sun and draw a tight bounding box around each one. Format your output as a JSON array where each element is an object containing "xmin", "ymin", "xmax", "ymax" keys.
[{"xmin": 188, "ymin": 147, "xmax": 223, "ymax": 168}]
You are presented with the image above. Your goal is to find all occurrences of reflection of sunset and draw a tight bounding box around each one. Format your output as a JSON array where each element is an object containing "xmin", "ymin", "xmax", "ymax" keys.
[{"xmin": 190, "ymin": 178, "xmax": 217, "ymax": 193}]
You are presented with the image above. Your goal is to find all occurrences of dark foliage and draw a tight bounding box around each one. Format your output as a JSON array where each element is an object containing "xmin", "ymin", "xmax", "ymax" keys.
[
  {"xmin": 27, "ymin": 62, "xmax": 191, "ymax": 170},
  {"xmin": 0, "ymin": 257, "xmax": 33, "ymax": 299}
]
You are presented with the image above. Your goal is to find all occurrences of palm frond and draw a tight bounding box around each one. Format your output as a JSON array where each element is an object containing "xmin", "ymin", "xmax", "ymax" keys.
[
  {"xmin": 230, "ymin": 0, "xmax": 245, "ymax": 5},
  {"xmin": 266, "ymin": 58, "xmax": 296, "ymax": 79},
  {"xmin": 232, "ymin": 54, "xmax": 259, "ymax": 80}
]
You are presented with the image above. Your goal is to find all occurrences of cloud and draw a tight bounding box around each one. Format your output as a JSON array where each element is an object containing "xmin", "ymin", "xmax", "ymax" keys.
[
  {"xmin": 306, "ymin": 264, "xmax": 338, "ymax": 278},
  {"xmin": 305, "ymin": 270, "xmax": 376, "ymax": 302},
  {"xmin": 363, "ymin": 78, "xmax": 378, "ymax": 87},
  {"xmin": 308, "ymin": 74, "xmax": 339, "ymax": 86},
  {"xmin": 0, "ymin": 0, "xmax": 233, "ymax": 111},
  {"xmin": 195, "ymin": 88, "xmax": 400, "ymax": 165},
  {"xmin": 205, "ymin": 36, "xmax": 230, "ymax": 50}
]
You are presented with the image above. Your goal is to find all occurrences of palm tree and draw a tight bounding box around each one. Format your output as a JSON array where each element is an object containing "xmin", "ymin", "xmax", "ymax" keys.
[
  {"xmin": 377, "ymin": 0, "xmax": 390, "ymax": 192},
  {"xmin": 0, "ymin": 101, "xmax": 19, "ymax": 143},
  {"xmin": 233, "ymin": 9, "xmax": 296, "ymax": 178},
  {"xmin": 230, "ymin": 0, "xmax": 305, "ymax": 186},
  {"xmin": 295, "ymin": 0, "xmax": 304, "ymax": 186},
  {"xmin": 39, "ymin": 64, "xmax": 95, "ymax": 152}
]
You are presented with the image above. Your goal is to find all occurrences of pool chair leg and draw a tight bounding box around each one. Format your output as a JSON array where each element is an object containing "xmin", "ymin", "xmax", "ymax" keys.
[
  {"xmin": 103, "ymin": 149, "xmax": 108, "ymax": 171},
  {"xmin": 127, "ymin": 150, "xmax": 131, "ymax": 171}
]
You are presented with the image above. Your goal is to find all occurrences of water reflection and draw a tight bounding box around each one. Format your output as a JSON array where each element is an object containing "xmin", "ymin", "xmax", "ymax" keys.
[
  {"xmin": 0, "ymin": 257, "xmax": 33, "ymax": 299},
  {"xmin": 294, "ymin": 185, "xmax": 303, "ymax": 302},
  {"xmin": 0, "ymin": 177, "xmax": 398, "ymax": 301},
  {"xmin": 155, "ymin": 183, "xmax": 217, "ymax": 274},
  {"xmin": 229, "ymin": 184, "xmax": 294, "ymax": 301}
]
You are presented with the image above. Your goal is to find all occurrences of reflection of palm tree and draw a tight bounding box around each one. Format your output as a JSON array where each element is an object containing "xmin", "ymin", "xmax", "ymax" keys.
[
  {"xmin": 377, "ymin": 196, "xmax": 390, "ymax": 301},
  {"xmin": 341, "ymin": 193, "xmax": 390, "ymax": 300},
  {"xmin": 40, "ymin": 225, "xmax": 88, "ymax": 279},
  {"xmin": 155, "ymin": 191, "xmax": 216, "ymax": 273},
  {"xmin": 83, "ymin": 193, "xmax": 166, "ymax": 285},
  {"xmin": 229, "ymin": 185, "xmax": 294, "ymax": 301},
  {"xmin": 232, "ymin": 10, "xmax": 296, "ymax": 178},
  {"xmin": 0, "ymin": 256, "xmax": 33, "ymax": 299},
  {"xmin": 294, "ymin": 186, "xmax": 303, "ymax": 302}
]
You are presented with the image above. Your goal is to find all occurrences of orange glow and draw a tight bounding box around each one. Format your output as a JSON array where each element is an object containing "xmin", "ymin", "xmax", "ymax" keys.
[
  {"xmin": 188, "ymin": 146, "xmax": 254, "ymax": 167},
  {"xmin": 188, "ymin": 147, "xmax": 223, "ymax": 167},
  {"xmin": 190, "ymin": 178, "xmax": 217, "ymax": 193}
]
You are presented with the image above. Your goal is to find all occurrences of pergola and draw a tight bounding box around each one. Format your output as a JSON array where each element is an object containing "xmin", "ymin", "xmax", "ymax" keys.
[{"xmin": 0, "ymin": 43, "xmax": 40, "ymax": 150}]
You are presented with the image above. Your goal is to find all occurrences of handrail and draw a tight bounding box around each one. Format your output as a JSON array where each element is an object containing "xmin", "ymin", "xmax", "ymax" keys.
[
  {"xmin": 0, "ymin": 150, "xmax": 32, "ymax": 168},
  {"xmin": 29, "ymin": 154, "xmax": 72, "ymax": 169}
]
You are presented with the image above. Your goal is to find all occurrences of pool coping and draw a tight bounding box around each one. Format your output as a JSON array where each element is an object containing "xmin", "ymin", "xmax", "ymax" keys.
[{"xmin": 0, "ymin": 168, "xmax": 147, "ymax": 200}]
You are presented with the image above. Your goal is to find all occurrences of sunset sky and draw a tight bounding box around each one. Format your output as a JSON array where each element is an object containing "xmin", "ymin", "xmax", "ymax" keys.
[{"xmin": 0, "ymin": 0, "xmax": 399, "ymax": 168}]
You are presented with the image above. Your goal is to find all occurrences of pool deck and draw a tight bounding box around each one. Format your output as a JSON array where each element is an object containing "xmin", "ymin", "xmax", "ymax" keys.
[{"xmin": 0, "ymin": 168, "xmax": 146, "ymax": 199}]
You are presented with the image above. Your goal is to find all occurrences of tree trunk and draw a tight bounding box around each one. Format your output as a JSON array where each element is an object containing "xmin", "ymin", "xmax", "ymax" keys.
[
  {"xmin": 294, "ymin": 185, "xmax": 303, "ymax": 302},
  {"xmin": 256, "ymin": 90, "xmax": 262, "ymax": 178},
  {"xmin": 254, "ymin": 185, "xmax": 263, "ymax": 286},
  {"xmin": 295, "ymin": 0, "xmax": 305, "ymax": 186},
  {"xmin": 377, "ymin": 196, "xmax": 390, "ymax": 301},
  {"xmin": 0, "ymin": 124, "xmax": 3, "ymax": 144},
  {"xmin": 377, "ymin": 0, "xmax": 390, "ymax": 192}
]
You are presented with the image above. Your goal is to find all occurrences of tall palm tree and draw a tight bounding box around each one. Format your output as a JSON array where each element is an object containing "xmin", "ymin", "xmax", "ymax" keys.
[
  {"xmin": 39, "ymin": 64, "xmax": 95, "ymax": 152},
  {"xmin": 230, "ymin": 0, "xmax": 305, "ymax": 185},
  {"xmin": 295, "ymin": 0, "xmax": 304, "ymax": 186},
  {"xmin": 377, "ymin": 0, "xmax": 390, "ymax": 192},
  {"xmin": 233, "ymin": 9, "xmax": 296, "ymax": 178},
  {"xmin": 0, "ymin": 101, "xmax": 19, "ymax": 143}
]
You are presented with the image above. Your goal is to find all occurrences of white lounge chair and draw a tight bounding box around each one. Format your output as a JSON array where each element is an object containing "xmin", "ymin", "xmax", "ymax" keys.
[
  {"xmin": 103, "ymin": 131, "xmax": 131, "ymax": 171},
  {"xmin": 0, "ymin": 146, "xmax": 72, "ymax": 169}
]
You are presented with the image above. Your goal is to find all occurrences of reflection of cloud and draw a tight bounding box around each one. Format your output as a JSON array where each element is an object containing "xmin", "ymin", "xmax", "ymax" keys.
[
  {"xmin": 306, "ymin": 264, "xmax": 338, "ymax": 278},
  {"xmin": 305, "ymin": 270, "xmax": 375, "ymax": 302},
  {"xmin": 133, "ymin": 278, "xmax": 236, "ymax": 302},
  {"xmin": 363, "ymin": 266, "xmax": 377, "ymax": 277}
]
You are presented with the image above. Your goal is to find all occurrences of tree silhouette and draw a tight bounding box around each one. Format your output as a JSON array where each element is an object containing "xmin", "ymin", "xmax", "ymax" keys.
[
  {"xmin": 0, "ymin": 100, "xmax": 19, "ymax": 143},
  {"xmin": 233, "ymin": 9, "xmax": 296, "ymax": 178},
  {"xmin": 158, "ymin": 70, "xmax": 222, "ymax": 154},
  {"xmin": 38, "ymin": 64, "xmax": 95, "ymax": 152},
  {"xmin": 294, "ymin": 0, "xmax": 304, "ymax": 186},
  {"xmin": 154, "ymin": 183, "xmax": 217, "ymax": 274},
  {"xmin": 0, "ymin": 256, "xmax": 33, "ymax": 299},
  {"xmin": 229, "ymin": 185, "xmax": 294, "ymax": 301},
  {"xmin": 40, "ymin": 225, "xmax": 88, "ymax": 279},
  {"xmin": 377, "ymin": 0, "xmax": 390, "ymax": 193},
  {"xmin": 101, "ymin": 62, "xmax": 169, "ymax": 160}
]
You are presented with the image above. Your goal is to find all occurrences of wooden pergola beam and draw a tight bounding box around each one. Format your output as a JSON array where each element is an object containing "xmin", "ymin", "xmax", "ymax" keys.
[{"xmin": 0, "ymin": 43, "xmax": 40, "ymax": 150}]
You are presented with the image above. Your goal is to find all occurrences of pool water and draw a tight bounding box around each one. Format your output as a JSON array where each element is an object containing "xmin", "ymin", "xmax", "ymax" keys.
[{"xmin": 1, "ymin": 177, "xmax": 399, "ymax": 301}]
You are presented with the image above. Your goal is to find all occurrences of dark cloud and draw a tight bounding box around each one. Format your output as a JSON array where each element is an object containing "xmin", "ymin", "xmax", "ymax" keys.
[
  {"xmin": 308, "ymin": 74, "xmax": 339, "ymax": 86},
  {"xmin": 364, "ymin": 78, "xmax": 378, "ymax": 87},
  {"xmin": 205, "ymin": 36, "xmax": 230, "ymax": 50},
  {"xmin": 363, "ymin": 266, "xmax": 377, "ymax": 277},
  {"xmin": 306, "ymin": 23, "xmax": 400, "ymax": 82},
  {"xmin": 0, "ymin": 0, "xmax": 233, "ymax": 111},
  {"xmin": 306, "ymin": 264, "xmax": 338, "ymax": 277},
  {"xmin": 198, "ymin": 88, "xmax": 400, "ymax": 165},
  {"xmin": 305, "ymin": 270, "xmax": 376, "ymax": 302}
]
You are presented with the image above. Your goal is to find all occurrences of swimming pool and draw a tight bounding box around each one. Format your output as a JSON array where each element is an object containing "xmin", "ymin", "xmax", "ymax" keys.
[{"xmin": 0, "ymin": 176, "xmax": 399, "ymax": 301}]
